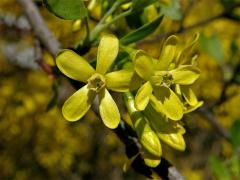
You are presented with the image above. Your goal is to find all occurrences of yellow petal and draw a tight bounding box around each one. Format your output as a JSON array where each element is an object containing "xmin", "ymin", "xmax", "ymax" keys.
[
  {"xmin": 99, "ymin": 88, "xmax": 120, "ymax": 129},
  {"xmin": 144, "ymin": 104, "xmax": 183, "ymax": 134},
  {"xmin": 105, "ymin": 69, "xmax": 134, "ymax": 92},
  {"xmin": 135, "ymin": 81, "xmax": 153, "ymax": 111},
  {"xmin": 134, "ymin": 116, "xmax": 162, "ymax": 157},
  {"xmin": 171, "ymin": 65, "xmax": 200, "ymax": 85},
  {"xmin": 143, "ymin": 105, "xmax": 186, "ymax": 151},
  {"xmin": 62, "ymin": 85, "xmax": 96, "ymax": 121},
  {"xmin": 184, "ymin": 101, "xmax": 204, "ymax": 113},
  {"xmin": 157, "ymin": 35, "xmax": 179, "ymax": 70},
  {"xmin": 133, "ymin": 50, "xmax": 154, "ymax": 81},
  {"xmin": 158, "ymin": 133, "xmax": 186, "ymax": 151},
  {"xmin": 181, "ymin": 86, "xmax": 198, "ymax": 106},
  {"xmin": 151, "ymin": 86, "xmax": 183, "ymax": 120},
  {"xmin": 142, "ymin": 151, "xmax": 161, "ymax": 168},
  {"xmin": 177, "ymin": 33, "xmax": 199, "ymax": 65},
  {"xmin": 56, "ymin": 49, "xmax": 95, "ymax": 82},
  {"xmin": 96, "ymin": 34, "xmax": 119, "ymax": 74}
]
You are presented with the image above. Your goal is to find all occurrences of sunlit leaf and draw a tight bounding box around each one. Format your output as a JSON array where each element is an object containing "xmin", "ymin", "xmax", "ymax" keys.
[
  {"xmin": 43, "ymin": 0, "xmax": 88, "ymax": 20},
  {"xmin": 160, "ymin": 0, "xmax": 182, "ymax": 20},
  {"xmin": 199, "ymin": 33, "xmax": 224, "ymax": 64}
]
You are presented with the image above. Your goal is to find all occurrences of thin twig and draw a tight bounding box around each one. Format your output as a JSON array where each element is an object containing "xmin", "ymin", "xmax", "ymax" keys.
[
  {"xmin": 198, "ymin": 106, "xmax": 231, "ymax": 141},
  {"xmin": 17, "ymin": 0, "xmax": 60, "ymax": 57}
]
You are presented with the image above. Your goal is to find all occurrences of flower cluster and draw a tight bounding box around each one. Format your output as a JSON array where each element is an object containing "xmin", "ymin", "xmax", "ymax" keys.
[{"xmin": 56, "ymin": 34, "xmax": 203, "ymax": 167}]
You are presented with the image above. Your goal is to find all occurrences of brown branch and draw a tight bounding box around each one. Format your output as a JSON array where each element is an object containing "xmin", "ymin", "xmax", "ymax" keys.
[
  {"xmin": 198, "ymin": 107, "xmax": 231, "ymax": 141},
  {"xmin": 17, "ymin": 0, "xmax": 184, "ymax": 179},
  {"xmin": 17, "ymin": 0, "xmax": 60, "ymax": 57}
]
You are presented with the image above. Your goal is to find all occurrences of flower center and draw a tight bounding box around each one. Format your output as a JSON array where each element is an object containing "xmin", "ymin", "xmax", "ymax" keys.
[
  {"xmin": 87, "ymin": 73, "xmax": 106, "ymax": 93},
  {"xmin": 151, "ymin": 71, "xmax": 173, "ymax": 87}
]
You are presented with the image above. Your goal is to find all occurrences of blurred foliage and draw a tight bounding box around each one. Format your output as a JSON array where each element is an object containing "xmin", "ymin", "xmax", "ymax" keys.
[{"xmin": 0, "ymin": 0, "xmax": 240, "ymax": 179}]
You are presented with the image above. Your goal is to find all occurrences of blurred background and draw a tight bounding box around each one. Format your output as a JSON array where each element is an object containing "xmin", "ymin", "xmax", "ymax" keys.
[{"xmin": 0, "ymin": 0, "xmax": 240, "ymax": 179}]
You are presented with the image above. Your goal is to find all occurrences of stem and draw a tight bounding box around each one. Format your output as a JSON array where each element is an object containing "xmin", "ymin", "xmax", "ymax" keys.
[
  {"xmin": 98, "ymin": 0, "xmax": 125, "ymax": 25},
  {"xmin": 90, "ymin": 10, "xmax": 132, "ymax": 42}
]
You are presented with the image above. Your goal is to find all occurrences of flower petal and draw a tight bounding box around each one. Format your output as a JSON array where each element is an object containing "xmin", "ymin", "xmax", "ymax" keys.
[
  {"xmin": 133, "ymin": 50, "xmax": 154, "ymax": 81},
  {"xmin": 144, "ymin": 104, "xmax": 183, "ymax": 133},
  {"xmin": 62, "ymin": 85, "xmax": 96, "ymax": 121},
  {"xmin": 99, "ymin": 89, "xmax": 120, "ymax": 129},
  {"xmin": 158, "ymin": 133, "xmax": 186, "ymax": 151},
  {"xmin": 105, "ymin": 69, "xmax": 134, "ymax": 92},
  {"xmin": 177, "ymin": 33, "xmax": 199, "ymax": 65},
  {"xmin": 171, "ymin": 65, "xmax": 200, "ymax": 85},
  {"xmin": 134, "ymin": 116, "xmax": 162, "ymax": 157},
  {"xmin": 144, "ymin": 105, "xmax": 186, "ymax": 151},
  {"xmin": 142, "ymin": 151, "xmax": 161, "ymax": 168},
  {"xmin": 135, "ymin": 81, "xmax": 153, "ymax": 111},
  {"xmin": 184, "ymin": 101, "xmax": 204, "ymax": 113},
  {"xmin": 156, "ymin": 35, "xmax": 179, "ymax": 70},
  {"xmin": 96, "ymin": 34, "xmax": 119, "ymax": 74},
  {"xmin": 56, "ymin": 49, "xmax": 95, "ymax": 82},
  {"xmin": 151, "ymin": 86, "xmax": 183, "ymax": 120},
  {"xmin": 181, "ymin": 85, "xmax": 198, "ymax": 106}
]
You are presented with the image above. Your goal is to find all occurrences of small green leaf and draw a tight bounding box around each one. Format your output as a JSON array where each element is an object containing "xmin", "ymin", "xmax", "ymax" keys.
[
  {"xmin": 210, "ymin": 155, "xmax": 231, "ymax": 180},
  {"xmin": 160, "ymin": 0, "xmax": 182, "ymax": 20},
  {"xmin": 230, "ymin": 119, "xmax": 240, "ymax": 150},
  {"xmin": 199, "ymin": 33, "xmax": 224, "ymax": 64},
  {"xmin": 43, "ymin": 0, "xmax": 88, "ymax": 20},
  {"xmin": 120, "ymin": 15, "xmax": 163, "ymax": 45}
]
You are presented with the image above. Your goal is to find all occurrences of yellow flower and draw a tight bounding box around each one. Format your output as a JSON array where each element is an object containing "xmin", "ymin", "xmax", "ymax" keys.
[
  {"xmin": 144, "ymin": 104, "xmax": 186, "ymax": 151},
  {"xmin": 123, "ymin": 92, "xmax": 162, "ymax": 167},
  {"xmin": 173, "ymin": 33, "xmax": 204, "ymax": 112},
  {"xmin": 56, "ymin": 35, "xmax": 134, "ymax": 129},
  {"xmin": 133, "ymin": 35, "xmax": 201, "ymax": 121}
]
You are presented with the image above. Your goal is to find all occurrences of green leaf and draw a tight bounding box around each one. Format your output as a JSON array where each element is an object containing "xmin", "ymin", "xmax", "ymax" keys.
[
  {"xmin": 199, "ymin": 33, "xmax": 224, "ymax": 64},
  {"xmin": 131, "ymin": 0, "xmax": 158, "ymax": 12},
  {"xmin": 210, "ymin": 155, "xmax": 231, "ymax": 180},
  {"xmin": 160, "ymin": 0, "xmax": 182, "ymax": 20},
  {"xmin": 120, "ymin": 15, "xmax": 163, "ymax": 45},
  {"xmin": 43, "ymin": 0, "xmax": 88, "ymax": 20},
  {"xmin": 230, "ymin": 119, "xmax": 240, "ymax": 150}
]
